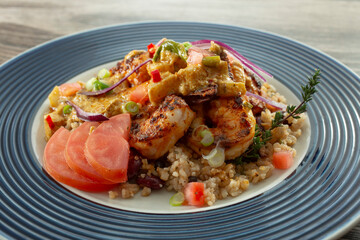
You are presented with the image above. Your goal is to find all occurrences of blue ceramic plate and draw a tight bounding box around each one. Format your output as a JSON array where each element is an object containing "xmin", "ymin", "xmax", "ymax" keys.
[{"xmin": 1, "ymin": 22, "xmax": 359, "ymax": 239}]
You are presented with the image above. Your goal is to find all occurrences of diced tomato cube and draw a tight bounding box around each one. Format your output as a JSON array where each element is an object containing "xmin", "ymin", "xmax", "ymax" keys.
[
  {"xmin": 272, "ymin": 151, "xmax": 294, "ymax": 169},
  {"xmin": 128, "ymin": 83, "xmax": 149, "ymax": 104},
  {"xmin": 184, "ymin": 182, "xmax": 205, "ymax": 207}
]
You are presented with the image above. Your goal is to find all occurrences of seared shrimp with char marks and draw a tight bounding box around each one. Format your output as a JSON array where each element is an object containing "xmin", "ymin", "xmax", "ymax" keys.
[
  {"xmin": 187, "ymin": 96, "xmax": 256, "ymax": 160},
  {"xmin": 130, "ymin": 95, "xmax": 195, "ymax": 159}
]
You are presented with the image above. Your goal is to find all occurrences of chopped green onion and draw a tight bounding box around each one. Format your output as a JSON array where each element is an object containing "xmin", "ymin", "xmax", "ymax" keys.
[
  {"xmin": 63, "ymin": 105, "xmax": 72, "ymax": 114},
  {"xmin": 86, "ymin": 78, "xmax": 109, "ymax": 91},
  {"xmin": 203, "ymin": 146, "xmax": 225, "ymax": 168},
  {"xmin": 169, "ymin": 192, "xmax": 185, "ymax": 206},
  {"xmin": 243, "ymin": 101, "xmax": 253, "ymax": 109},
  {"xmin": 182, "ymin": 42, "xmax": 192, "ymax": 51},
  {"xmin": 200, "ymin": 130, "xmax": 214, "ymax": 147},
  {"xmin": 192, "ymin": 125, "xmax": 209, "ymax": 141},
  {"xmin": 94, "ymin": 80, "xmax": 109, "ymax": 91},
  {"xmin": 98, "ymin": 68, "xmax": 110, "ymax": 79},
  {"xmin": 122, "ymin": 101, "xmax": 139, "ymax": 115},
  {"xmin": 85, "ymin": 77, "xmax": 97, "ymax": 91},
  {"xmin": 202, "ymin": 56, "xmax": 221, "ymax": 67}
]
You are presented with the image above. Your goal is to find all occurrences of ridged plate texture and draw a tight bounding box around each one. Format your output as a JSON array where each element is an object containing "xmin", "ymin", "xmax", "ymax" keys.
[{"xmin": 1, "ymin": 22, "xmax": 359, "ymax": 239}]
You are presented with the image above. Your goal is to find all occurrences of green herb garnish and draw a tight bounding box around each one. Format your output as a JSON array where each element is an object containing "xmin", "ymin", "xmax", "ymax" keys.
[
  {"xmin": 97, "ymin": 68, "xmax": 111, "ymax": 79},
  {"xmin": 235, "ymin": 69, "xmax": 321, "ymax": 164},
  {"xmin": 202, "ymin": 56, "xmax": 221, "ymax": 67},
  {"xmin": 94, "ymin": 79, "xmax": 109, "ymax": 91},
  {"xmin": 63, "ymin": 105, "xmax": 73, "ymax": 115},
  {"xmin": 153, "ymin": 40, "xmax": 188, "ymax": 62},
  {"xmin": 182, "ymin": 42, "xmax": 192, "ymax": 51},
  {"xmin": 122, "ymin": 101, "xmax": 139, "ymax": 115}
]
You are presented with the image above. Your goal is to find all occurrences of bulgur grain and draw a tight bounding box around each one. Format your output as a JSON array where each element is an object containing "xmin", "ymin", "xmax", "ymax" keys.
[{"xmin": 141, "ymin": 187, "xmax": 152, "ymax": 197}]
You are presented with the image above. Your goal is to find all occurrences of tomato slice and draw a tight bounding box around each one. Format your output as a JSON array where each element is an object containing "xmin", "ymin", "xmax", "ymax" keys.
[
  {"xmin": 58, "ymin": 82, "xmax": 82, "ymax": 96},
  {"xmin": 107, "ymin": 114, "xmax": 131, "ymax": 140},
  {"xmin": 272, "ymin": 151, "xmax": 294, "ymax": 169},
  {"xmin": 184, "ymin": 182, "xmax": 205, "ymax": 207},
  {"xmin": 83, "ymin": 114, "xmax": 130, "ymax": 141},
  {"xmin": 128, "ymin": 82, "xmax": 149, "ymax": 104},
  {"xmin": 65, "ymin": 122, "xmax": 114, "ymax": 184},
  {"xmin": 85, "ymin": 120, "xmax": 130, "ymax": 183},
  {"xmin": 187, "ymin": 46, "xmax": 213, "ymax": 65},
  {"xmin": 44, "ymin": 127, "xmax": 116, "ymax": 192}
]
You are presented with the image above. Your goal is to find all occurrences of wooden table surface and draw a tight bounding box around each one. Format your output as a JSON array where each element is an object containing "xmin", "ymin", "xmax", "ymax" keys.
[{"xmin": 1, "ymin": 0, "xmax": 359, "ymax": 239}]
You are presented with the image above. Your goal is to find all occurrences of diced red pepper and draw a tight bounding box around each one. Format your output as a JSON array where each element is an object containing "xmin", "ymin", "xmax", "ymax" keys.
[
  {"xmin": 147, "ymin": 43, "xmax": 155, "ymax": 51},
  {"xmin": 46, "ymin": 115, "xmax": 55, "ymax": 130},
  {"xmin": 151, "ymin": 69, "xmax": 162, "ymax": 83},
  {"xmin": 147, "ymin": 43, "xmax": 156, "ymax": 58}
]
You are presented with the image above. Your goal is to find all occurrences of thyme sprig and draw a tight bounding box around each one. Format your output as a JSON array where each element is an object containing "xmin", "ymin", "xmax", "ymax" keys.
[{"xmin": 235, "ymin": 69, "xmax": 320, "ymax": 164}]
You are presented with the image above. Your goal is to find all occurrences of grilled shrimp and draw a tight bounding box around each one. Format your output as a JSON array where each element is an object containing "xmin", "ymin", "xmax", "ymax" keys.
[
  {"xmin": 186, "ymin": 96, "xmax": 256, "ymax": 160},
  {"xmin": 130, "ymin": 95, "xmax": 195, "ymax": 159}
]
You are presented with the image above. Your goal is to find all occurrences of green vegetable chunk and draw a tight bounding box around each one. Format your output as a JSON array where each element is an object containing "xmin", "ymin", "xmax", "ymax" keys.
[
  {"xmin": 63, "ymin": 105, "xmax": 72, "ymax": 114},
  {"xmin": 200, "ymin": 130, "xmax": 214, "ymax": 147},
  {"xmin": 182, "ymin": 41, "xmax": 193, "ymax": 51},
  {"xmin": 202, "ymin": 56, "xmax": 221, "ymax": 67},
  {"xmin": 85, "ymin": 77, "xmax": 97, "ymax": 91},
  {"xmin": 123, "ymin": 101, "xmax": 139, "ymax": 115},
  {"xmin": 243, "ymin": 101, "xmax": 253, "ymax": 109},
  {"xmin": 169, "ymin": 192, "xmax": 185, "ymax": 206},
  {"xmin": 153, "ymin": 40, "xmax": 188, "ymax": 62},
  {"xmin": 203, "ymin": 146, "xmax": 225, "ymax": 168},
  {"xmin": 98, "ymin": 68, "xmax": 110, "ymax": 79},
  {"xmin": 94, "ymin": 80, "xmax": 109, "ymax": 91}
]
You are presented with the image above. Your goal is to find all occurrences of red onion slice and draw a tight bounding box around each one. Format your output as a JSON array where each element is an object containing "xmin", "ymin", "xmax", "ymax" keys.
[
  {"xmin": 155, "ymin": 38, "xmax": 165, "ymax": 46},
  {"xmin": 191, "ymin": 40, "xmax": 272, "ymax": 82},
  {"xmin": 245, "ymin": 92, "xmax": 287, "ymax": 110},
  {"xmin": 80, "ymin": 59, "xmax": 152, "ymax": 96},
  {"xmin": 66, "ymin": 100, "xmax": 109, "ymax": 122}
]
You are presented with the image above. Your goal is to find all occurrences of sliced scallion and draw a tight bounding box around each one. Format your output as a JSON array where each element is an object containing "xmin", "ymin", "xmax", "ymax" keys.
[
  {"xmin": 200, "ymin": 130, "xmax": 214, "ymax": 147},
  {"xmin": 79, "ymin": 59, "xmax": 151, "ymax": 96},
  {"xmin": 98, "ymin": 68, "xmax": 110, "ymax": 79},
  {"xmin": 202, "ymin": 56, "xmax": 221, "ymax": 67},
  {"xmin": 203, "ymin": 146, "xmax": 225, "ymax": 168},
  {"xmin": 123, "ymin": 101, "xmax": 139, "ymax": 115},
  {"xmin": 192, "ymin": 125, "xmax": 209, "ymax": 141},
  {"xmin": 63, "ymin": 105, "xmax": 72, "ymax": 114},
  {"xmin": 94, "ymin": 80, "xmax": 109, "ymax": 91},
  {"xmin": 169, "ymin": 192, "xmax": 185, "ymax": 206},
  {"xmin": 85, "ymin": 77, "xmax": 97, "ymax": 91}
]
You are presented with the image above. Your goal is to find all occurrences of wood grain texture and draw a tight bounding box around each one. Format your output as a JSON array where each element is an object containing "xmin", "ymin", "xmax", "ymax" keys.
[
  {"xmin": 0, "ymin": 23, "xmax": 59, "ymax": 63},
  {"xmin": 1, "ymin": 0, "xmax": 359, "ymax": 74},
  {"xmin": 0, "ymin": 0, "xmax": 359, "ymax": 239}
]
